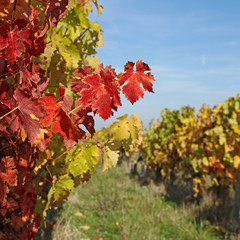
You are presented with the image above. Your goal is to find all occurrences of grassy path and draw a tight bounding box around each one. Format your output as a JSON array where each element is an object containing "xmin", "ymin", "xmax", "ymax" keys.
[{"xmin": 52, "ymin": 165, "xmax": 220, "ymax": 240}]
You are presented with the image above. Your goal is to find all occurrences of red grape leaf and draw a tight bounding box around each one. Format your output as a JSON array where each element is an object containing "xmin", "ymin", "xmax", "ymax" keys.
[
  {"xmin": 46, "ymin": 0, "xmax": 69, "ymax": 27},
  {"xmin": 0, "ymin": 0, "xmax": 31, "ymax": 23},
  {"xmin": 0, "ymin": 24, "xmax": 31, "ymax": 64},
  {"xmin": 20, "ymin": 63, "xmax": 49, "ymax": 98},
  {"xmin": 0, "ymin": 123, "xmax": 16, "ymax": 148},
  {"xmin": 0, "ymin": 170, "xmax": 18, "ymax": 187},
  {"xmin": 71, "ymin": 99, "xmax": 95, "ymax": 136},
  {"xmin": 40, "ymin": 94, "xmax": 61, "ymax": 128},
  {"xmin": 0, "ymin": 57, "xmax": 6, "ymax": 74},
  {"xmin": 29, "ymin": 8, "xmax": 47, "ymax": 56},
  {"xmin": 13, "ymin": 89, "xmax": 46, "ymax": 146},
  {"xmin": 118, "ymin": 60, "xmax": 155, "ymax": 104},
  {"xmin": 0, "ymin": 178, "xmax": 8, "ymax": 202},
  {"xmin": 59, "ymin": 86, "xmax": 65, "ymax": 97},
  {"xmin": 72, "ymin": 65, "xmax": 121, "ymax": 120},
  {"xmin": 41, "ymin": 94, "xmax": 85, "ymax": 143},
  {"xmin": 12, "ymin": 215, "xmax": 24, "ymax": 231},
  {"xmin": 51, "ymin": 108, "xmax": 85, "ymax": 143},
  {"xmin": 71, "ymin": 66, "xmax": 93, "ymax": 93},
  {"xmin": 0, "ymin": 157, "xmax": 17, "ymax": 188}
]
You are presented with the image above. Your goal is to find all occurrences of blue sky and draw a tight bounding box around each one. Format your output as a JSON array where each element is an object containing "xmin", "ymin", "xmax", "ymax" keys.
[{"xmin": 91, "ymin": 0, "xmax": 240, "ymax": 129}]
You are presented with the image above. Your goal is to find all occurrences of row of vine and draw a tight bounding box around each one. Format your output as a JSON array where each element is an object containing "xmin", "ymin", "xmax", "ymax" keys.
[{"xmin": 136, "ymin": 94, "xmax": 240, "ymax": 223}]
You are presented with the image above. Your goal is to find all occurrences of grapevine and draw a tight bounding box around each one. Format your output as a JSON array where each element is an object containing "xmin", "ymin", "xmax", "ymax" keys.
[
  {"xmin": 142, "ymin": 94, "xmax": 240, "ymax": 221},
  {"xmin": 0, "ymin": 0, "xmax": 155, "ymax": 238}
]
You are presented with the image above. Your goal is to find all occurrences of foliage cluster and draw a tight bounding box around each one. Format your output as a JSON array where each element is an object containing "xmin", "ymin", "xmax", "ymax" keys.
[
  {"xmin": 141, "ymin": 94, "xmax": 240, "ymax": 221},
  {"xmin": 0, "ymin": 0, "xmax": 155, "ymax": 238}
]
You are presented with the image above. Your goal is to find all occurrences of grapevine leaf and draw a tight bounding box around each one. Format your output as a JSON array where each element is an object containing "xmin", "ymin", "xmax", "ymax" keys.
[
  {"xmin": 0, "ymin": 170, "xmax": 18, "ymax": 187},
  {"xmin": 72, "ymin": 65, "xmax": 121, "ymax": 120},
  {"xmin": 53, "ymin": 174, "xmax": 74, "ymax": 201},
  {"xmin": 0, "ymin": 179, "xmax": 8, "ymax": 202},
  {"xmin": 71, "ymin": 99, "xmax": 95, "ymax": 136},
  {"xmin": 41, "ymin": 94, "xmax": 85, "ymax": 143},
  {"xmin": 0, "ymin": 123, "xmax": 16, "ymax": 147},
  {"xmin": 110, "ymin": 114, "xmax": 142, "ymax": 141},
  {"xmin": 71, "ymin": 66, "xmax": 93, "ymax": 93},
  {"xmin": 233, "ymin": 156, "xmax": 240, "ymax": 169},
  {"xmin": 66, "ymin": 144, "xmax": 99, "ymax": 178},
  {"xmin": 40, "ymin": 94, "xmax": 61, "ymax": 127},
  {"xmin": 101, "ymin": 146, "xmax": 119, "ymax": 171},
  {"xmin": 30, "ymin": 63, "xmax": 50, "ymax": 97},
  {"xmin": 46, "ymin": 0, "xmax": 69, "ymax": 27},
  {"xmin": 128, "ymin": 114, "xmax": 143, "ymax": 139},
  {"xmin": 118, "ymin": 60, "xmax": 155, "ymax": 104},
  {"xmin": 51, "ymin": 108, "xmax": 85, "ymax": 142},
  {"xmin": 0, "ymin": 24, "xmax": 31, "ymax": 64},
  {"xmin": 0, "ymin": 0, "xmax": 31, "ymax": 23},
  {"xmin": 14, "ymin": 89, "xmax": 46, "ymax": 146},
  {"xmin": 0, "ymin": 157, "xmax": 17, "ymax": 187},
  {"xmin": 20, "ymin": 64, "xmax": 50, "ymax": 98}
]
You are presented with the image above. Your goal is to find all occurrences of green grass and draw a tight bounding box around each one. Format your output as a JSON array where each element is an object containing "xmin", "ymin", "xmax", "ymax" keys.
[{"xmin": 52, "ymin": 165, "xmax": 220, "ymax": 240}]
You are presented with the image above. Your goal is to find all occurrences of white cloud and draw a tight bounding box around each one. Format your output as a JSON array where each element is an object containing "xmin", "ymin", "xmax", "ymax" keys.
[
  {"xmin": 201, "ymin": 54, "xmax": 206, "ymax": 66},
  {"xmin": 228, "ymin": 40, "xmax": 238, "ymax": 46}
]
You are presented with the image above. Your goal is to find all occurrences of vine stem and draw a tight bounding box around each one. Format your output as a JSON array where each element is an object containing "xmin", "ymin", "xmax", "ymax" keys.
[
  {"xmin": 35, "ymin": 150, "xmax": 69, "ymax": 177},
  {"xmin": 45, "ymin": 166, "xmax": 54, "ymax": 180},
  {"xmin": 48, "ymin": 150, "xmax": 68, "ymax": 166},
  {"xmin": 68, "ymin": 104, "xmax": 83, "ymax": 115},
  {"xmin": 0, "ymin": 106, "xmax": 19, "ymax": 120}
]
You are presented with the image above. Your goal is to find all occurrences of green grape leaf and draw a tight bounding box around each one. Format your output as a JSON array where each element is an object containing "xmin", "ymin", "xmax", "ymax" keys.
[
  {"xmin": 53, "ymin": 175, "xmax": 74, "ymax": 201},
  {"xmin": 66, "ymin": 143, "xmax": 99, "ymax": 177}
]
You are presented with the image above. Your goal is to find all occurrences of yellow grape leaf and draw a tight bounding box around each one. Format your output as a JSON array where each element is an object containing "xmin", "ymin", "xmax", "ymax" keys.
[
  {"xmin": 219, "ymin": 136, "xmax": 226, "ymax": 145},
  {"xmin": 193, "ymin": 177, "xmax": 202, "ymax": 184},
  {"xmin": 223, "ymin": 102, "xmax": 229, "ymax": 115},
  {"xmin": 75, "ymin": 212, "xmax": 83, "ymax": 217},
  {"xmin": 233, "ymin": 125, "xmax": 240, "ymax": 135},
  {"xmin": 213, "ymin": 178, "xmax": 219, "ymax": 186},
  {"xmin": 193, "ymin": 177, "xmax": 202, "ymax": 197},
  {"xmin": 233, "ymin": 156, "xmax": 240, "ymax": 169},
  {"xmin": 235, "ymin": 101, "xmax": 239, "ymax": 111},
  {"xmin": 101, "ymin": 146, "xmax": 119, "ymax": 171},
  {"xmin": 80, "ymin": 225, "xmax": 90, "ymax": 230},
  {"xmin": 110, "ymin": 114, "xmax": 131, "ymax": 140},
  {"xmin": 168, "ymin": 142, "xmax": 173, "ymax": 151},
  {"xmin": 226, "ymin": 169, "xmax": 235, "ymax": 179},
  {"xmin": 225, "ymin": 144, "xmax": 234, "ymax": 153},
  {"xmin": 83, "ymin": 55, "xmax": 100, "ymax": 68},
  {"xmin": 129, "ymin": 114, "xmax": 143, "ymax": 138},
  {"xmin": 92, "ymin": 0, "xmax": 103, "ymax": 15},
  {"xmin": 213, "ymin": 126, "xmax": 223, "ymax": 135},
  {"xmin": 202, "ymin": 157, "xmax": 209, "ymax": 166},
  {"xmin": 110, "ymin": 114, "xmax": 142, "ymax": 141}
]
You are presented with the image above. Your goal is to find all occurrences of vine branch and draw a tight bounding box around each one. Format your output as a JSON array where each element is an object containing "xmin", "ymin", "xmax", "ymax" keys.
[{"xmin": 0, "ymin": 106, "xmax": 19, "ymax": 120}]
